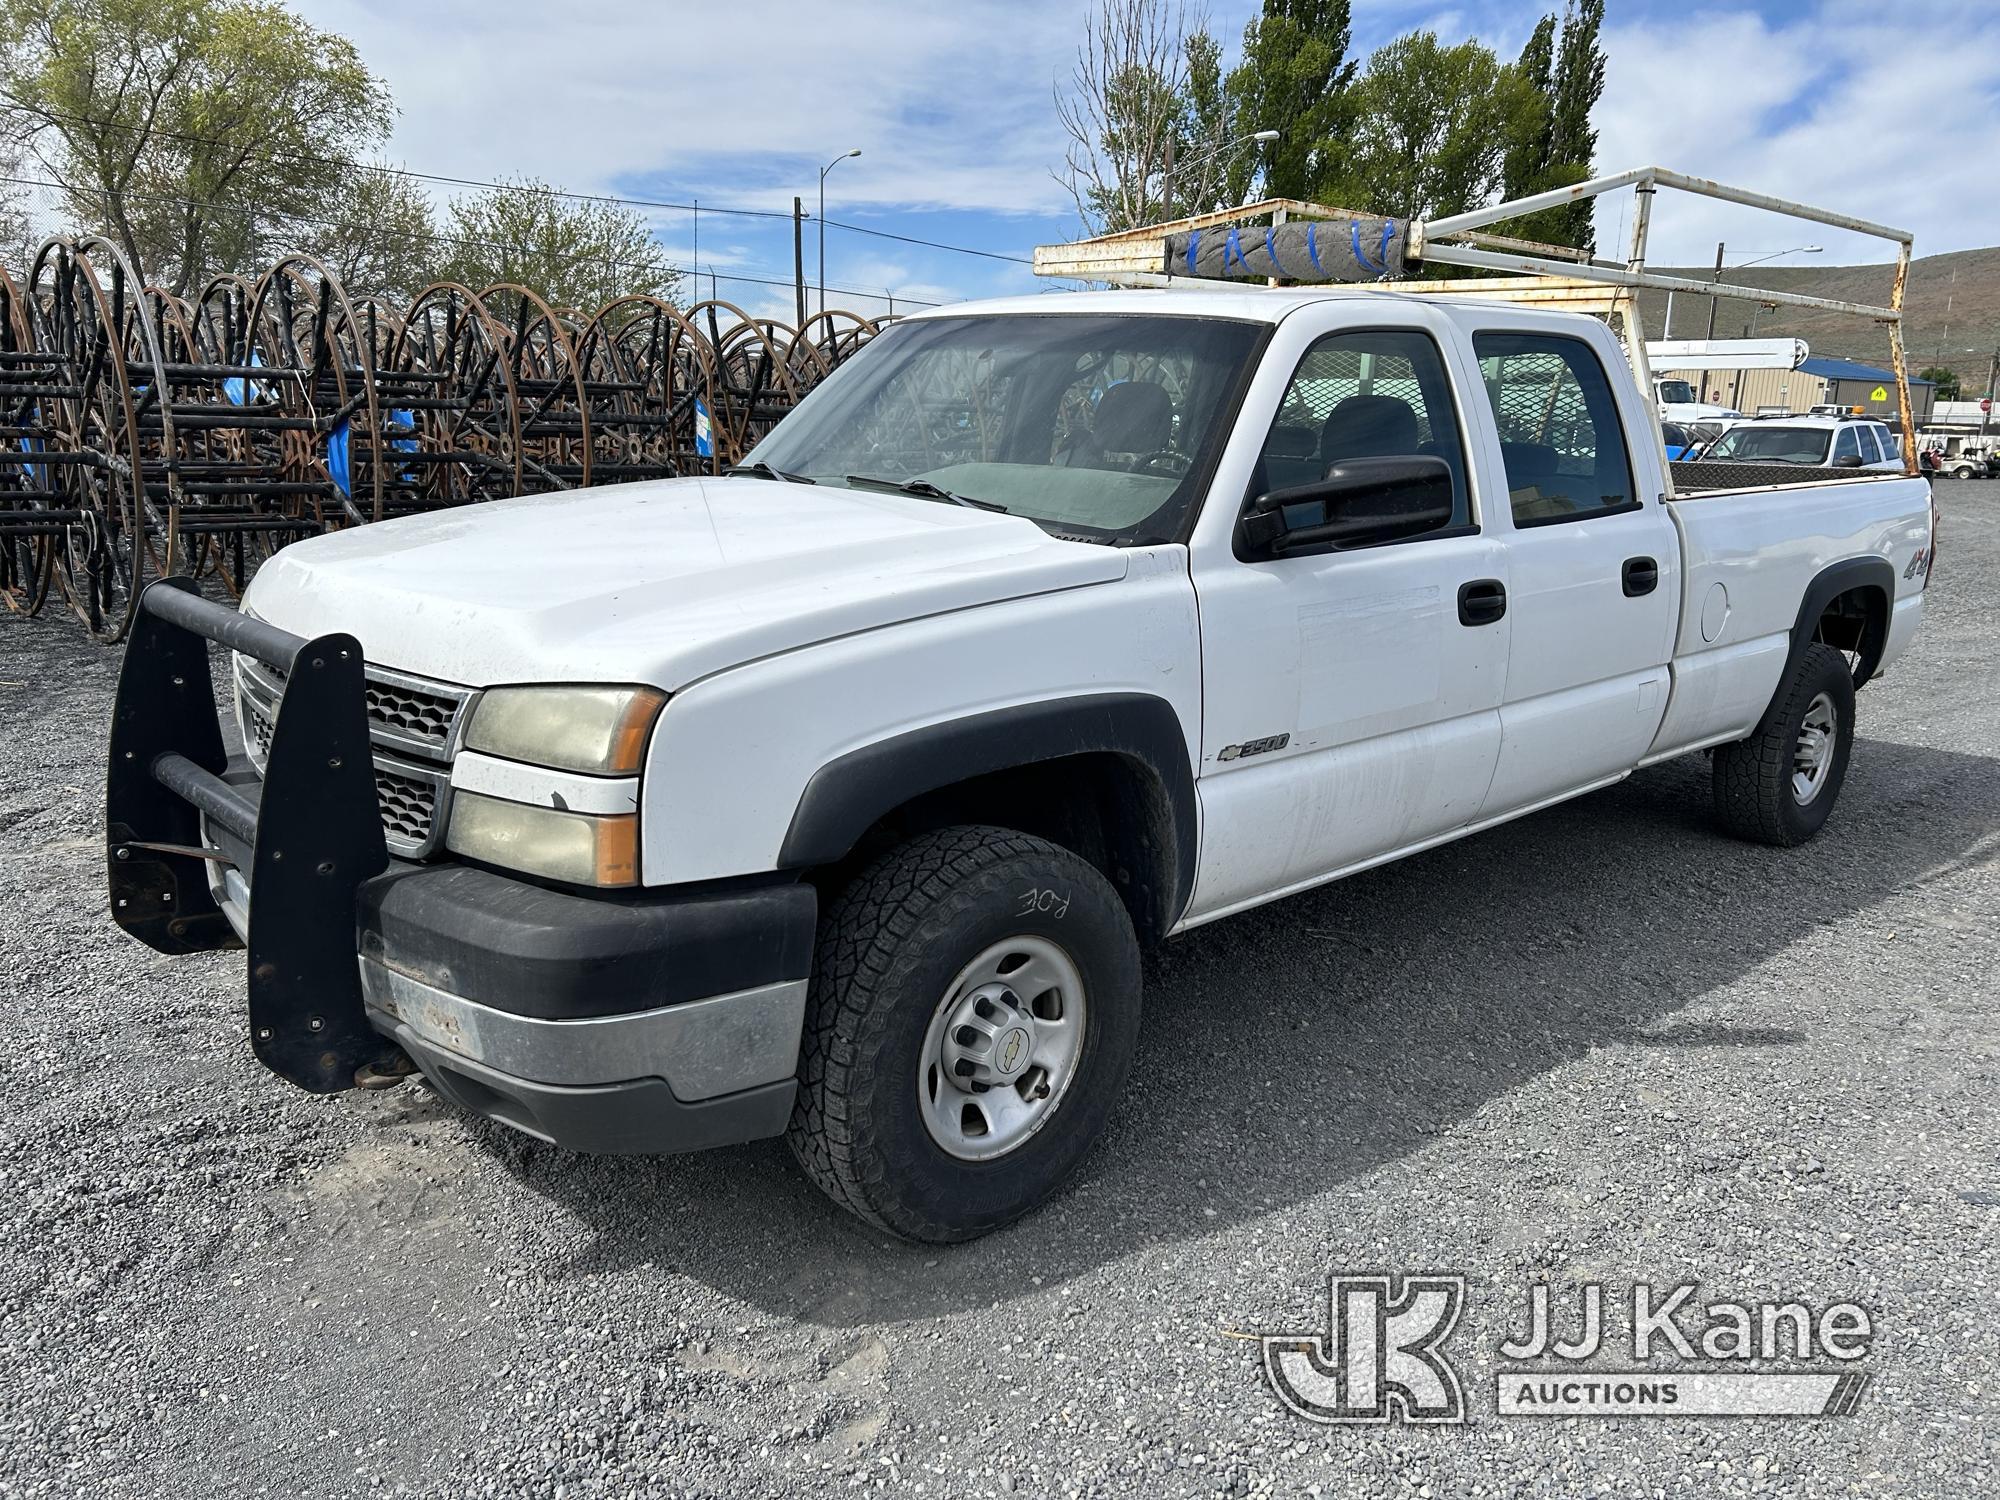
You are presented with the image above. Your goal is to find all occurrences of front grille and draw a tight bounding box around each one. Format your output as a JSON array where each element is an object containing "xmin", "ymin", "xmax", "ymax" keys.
[{"xmin": 234, "ymin": 653, "xmax": 472, "ymax": 859}]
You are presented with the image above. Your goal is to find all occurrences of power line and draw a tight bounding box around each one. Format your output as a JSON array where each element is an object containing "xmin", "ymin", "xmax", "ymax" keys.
[
  {"xmin": 0, "ymin": 98, "xmax": 1037, "ymax": 276},
  {"xmin": 821, "ymin": 216, "xmax": 1034, "ymax": 266},
  {"xmin": 0, "ymin": 172, "xmax": 941, "ymax": 308}
]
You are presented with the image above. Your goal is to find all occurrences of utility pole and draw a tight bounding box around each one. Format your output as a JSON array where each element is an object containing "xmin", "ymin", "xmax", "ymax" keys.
[
  {"xmin": 1983, "ymin": 345, "xmax": 1998, "ymax": 441},
  {"xmin": 793, "ymin": 197, "xmax": 807, "ymax": 328},
  {"xmin": 1702, "ymin": 240, "xmax": 1724, "ymax": 402},
  {"xmin": 1704, "ymin": 241, "xmax": 1725, "ymax": 337}
]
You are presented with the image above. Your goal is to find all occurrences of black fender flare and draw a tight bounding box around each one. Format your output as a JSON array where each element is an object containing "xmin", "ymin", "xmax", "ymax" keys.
[
  {"xmin": 1790, "ymin": 556, "xmax": 1896, "ymax": 688},
  {"xmin": 779, "ymin": 692, "xmax": 1198, "ymax": 932}
]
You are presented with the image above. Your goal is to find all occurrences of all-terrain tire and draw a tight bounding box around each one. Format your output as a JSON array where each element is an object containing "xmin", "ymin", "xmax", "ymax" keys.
[
  {"xmin": 787, "ymin": 825, "xmax": 1141, "ymax": 1242},
  {"xmin": 1711, "ymin": 642, "xmax": 1856, "ymax": 847}
]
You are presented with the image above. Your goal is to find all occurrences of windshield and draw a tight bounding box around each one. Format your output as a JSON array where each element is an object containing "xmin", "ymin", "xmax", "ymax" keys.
[
  {"xmin": 1705, "ymin": 424, "xmax": 1834, "ymax": 465},
  {"xmin": 745, "ymin": 313, "xmax": 1265, "ymax": 543},
  {"xmin": 1657, "ymin": 379, "xmax": 1697, "ymax": 404}
]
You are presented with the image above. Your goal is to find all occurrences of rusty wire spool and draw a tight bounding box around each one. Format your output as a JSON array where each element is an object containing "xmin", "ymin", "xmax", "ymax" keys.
[
  {"xmin": 382, "ymin": 283, "xmax": 523, "ymax": 513},
  {"xmin": 0, "ymin": 266, "xmax": 61, "ymax": 617},
  {"xmin": 686, "ymin": 299, "xmax": 800, "ymax": 463},
  {"xmin": 581, "ymin": 295, "xmax": 723, "ymax": 478},
  {"xmin": 22, "ymin": 238, "xmax": 159, "ymax": 640},
  {"xmin": 477, "ymin": 284, "xmax": 592, "ymax": 490},
  {"xmin": 2, "ymin": 250, "xmax": 903, "ymax": 639},
  {"xmin": 797, "ymin": 309, "xmax": 887, "ymax": 374}
]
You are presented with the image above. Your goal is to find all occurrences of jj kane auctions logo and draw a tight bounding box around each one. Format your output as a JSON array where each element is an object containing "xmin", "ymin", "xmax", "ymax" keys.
[{"xmin": 1263, "ymin": 1274, "xmax": 1874, "ymax": 1423}]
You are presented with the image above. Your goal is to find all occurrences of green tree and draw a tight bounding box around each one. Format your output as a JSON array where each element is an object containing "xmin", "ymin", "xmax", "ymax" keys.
[
  {"xmin": 1055, "ymin": 0, "xmax": 1208, "ymax": 233},
  {"xmin": 0, "ymin": 0, "xmax": 393, "ymax": 294},
  {"xmin": 439, "ymin": 178, "xmax": 679, "ymax": 314},
  {"xmin": 1496, "ymin": 0, "xmax": 1604, "ymax": 251},
  {"xmin": 1170, "ymin": 28, "xmax": 1232, "ymax": 216},
  {"xmin": 1222, "ymin": 0, "xmax": 1358, "ymax": 205},
  {"xmin": 1545, "ymin": 0, "xmax": 1605, "ymax": 250},
  {"xmin": 1919, "ymin": 366, "xmax": 1961, "ymax": 401},
  {"xmin": 1502, "ymin": 14, "xmax": 1557, "ymax": 201},
  {"xmin": 301, "ymin": 166, "xmax": 440, "ymax": 302},
  {"xmin": 1346, "ymin": 32, "xmax": 1540, "ymax": 222}
]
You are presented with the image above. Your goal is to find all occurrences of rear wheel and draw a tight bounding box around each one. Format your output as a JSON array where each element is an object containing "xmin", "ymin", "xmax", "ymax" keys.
[
  {"xmin": 787, "ymin": 825, "xmax": 1142, "ymax": 1242},
  {"xmin": 1711, "ymin": 642, "xmax": 1856, "ymax": 847}
]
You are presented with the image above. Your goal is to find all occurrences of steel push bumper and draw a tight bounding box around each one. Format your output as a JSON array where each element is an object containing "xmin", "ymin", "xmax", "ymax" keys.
[
  {"xmin": 107, "ymin": 576, "xmax": 400, "ymax": 1093},
  {"xmin": 106, "ymin": 578, "xmax": 816, "ymax": 1151}
]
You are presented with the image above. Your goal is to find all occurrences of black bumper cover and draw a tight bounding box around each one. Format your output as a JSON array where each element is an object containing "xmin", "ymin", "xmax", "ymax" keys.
[{"xmin": 357, "ymin": 862, "xmax": 816, "ymax": 1021}]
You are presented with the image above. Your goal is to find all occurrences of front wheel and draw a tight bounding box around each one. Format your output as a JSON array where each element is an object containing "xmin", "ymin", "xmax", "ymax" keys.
[
  {"xmin": 1711, "ymin": 642, "xmax": 1856, "ymax": 846},
  {"xmin": 787, "ymin": 825, "xmax": 1142, "ymax": 1242}
]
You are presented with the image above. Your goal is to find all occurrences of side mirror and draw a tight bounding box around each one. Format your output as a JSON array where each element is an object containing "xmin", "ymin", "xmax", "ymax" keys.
[
  {"xmin": 1242, "ymin": 455, "xmax": 1455, "ymax": 555},
  {"xmin": 1832, "ymin": 452, "xmax": 1865, "ymax": 469}
]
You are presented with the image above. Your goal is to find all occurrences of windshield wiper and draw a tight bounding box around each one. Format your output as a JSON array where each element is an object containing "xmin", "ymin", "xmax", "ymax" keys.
[
  {"xmin": 725, "ymin": 461, "xmax": 816, "ymax": 484},
  {"xmin": 844, "ymin": 474, "xmax": 1007, "ymax": 512}
]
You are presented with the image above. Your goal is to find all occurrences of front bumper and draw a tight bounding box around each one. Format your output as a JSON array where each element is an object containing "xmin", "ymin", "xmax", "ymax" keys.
[
  {"xmin": 108, "ymin": 579, "xmax": 814, "ymax": 1154},
  {"xmin": 350, "ymin": 864, "xmax": 814, "ymax": 1153}
]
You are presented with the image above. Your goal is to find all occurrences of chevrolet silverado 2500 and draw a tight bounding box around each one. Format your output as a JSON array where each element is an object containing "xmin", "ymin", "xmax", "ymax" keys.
[{"xmin": 106, "ymin": 287, "xmax": 1934, "ymax": 1241}]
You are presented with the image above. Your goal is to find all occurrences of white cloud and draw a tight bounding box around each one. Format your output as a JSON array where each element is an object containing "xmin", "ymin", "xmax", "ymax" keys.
[
  {"xmin": 282, "ymin": 0, "xmax": 2000, "ymax": 314},
  {"xmin": 293, "ymin": 0, "xmax": 1088, "ymax": 218},
  {"xmin": 1592, "ymin": 0, "xmax": 2000, "ymax": 264}
]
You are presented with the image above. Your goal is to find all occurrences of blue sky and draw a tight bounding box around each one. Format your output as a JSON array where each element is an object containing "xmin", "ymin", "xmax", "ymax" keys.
[{"xmin": 292, "ymin": 0, "xmax": 2000, "ymax": 320}]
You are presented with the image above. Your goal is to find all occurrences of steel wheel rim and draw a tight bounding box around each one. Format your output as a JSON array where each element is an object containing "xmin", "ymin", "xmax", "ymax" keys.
[
  {"xmin": 1791, "ymin": 691, "xmax": 1838, "ymax": 805},
  {"xmin": 917, "ymin": 935, "xmax": 1088, "ymax": 1162}
]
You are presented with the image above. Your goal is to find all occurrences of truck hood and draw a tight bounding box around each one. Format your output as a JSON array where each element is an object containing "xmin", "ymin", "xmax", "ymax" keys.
[{"xmin": 244, "ymin": 476, "xmax": 1129, "ymax": 688}]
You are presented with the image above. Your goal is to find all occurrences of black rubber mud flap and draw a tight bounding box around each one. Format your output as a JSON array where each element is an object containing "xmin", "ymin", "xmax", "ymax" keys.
[
  {"xmin": 106, "ymin": 576, "xmax": 237, "ymax": 955},
  {"xmin": 245, "ymin": 630, "xmax": 398, "ymax": 1093}
]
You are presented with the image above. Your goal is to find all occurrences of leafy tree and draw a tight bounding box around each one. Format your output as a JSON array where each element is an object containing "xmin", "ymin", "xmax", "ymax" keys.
[
  {"xmin": 1171, "ymin": 27, "xmax": 1233, "ymax": 216},
  {"xmin": 1502, "ymin": 15, "xmax": 1557, "ymax": 201},
  {"xmin": 439, "ymin": 178, "xmax": 679, "ymax": 314},
  {"xmin": 1544, "ymin": 0, "xmax": 1605, "ymax": 250},
  {"xmin": 1222, "ymin": 0, "xmax": 1358, "ymax": 205},
  {"xmin": 1346, "ymin": 32, "xmax": 1539, "ymax": 222},
  {"xmin": 0, "ymin": 0, "xmax": 393, "ymax": 294},
  {"xmin": 1919, "ymin": 366, "xmax": 1961, "ymax": 402},
  {"xmin": 1496, "ymin": 0, "xmax": 1604, "ymax": 252},
  {"xmin": 1055, "ymin": 0, "xmax": 1208, "ymax": 233},
  {"xmin": 300, "ymin": 167, "xmax": 441, "ymax": 302}
]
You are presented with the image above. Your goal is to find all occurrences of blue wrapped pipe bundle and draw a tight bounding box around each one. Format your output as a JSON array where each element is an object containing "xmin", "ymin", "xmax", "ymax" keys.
[{"xmin": 1164, "ymin": 217, "xmax": 1409, "ymax": 283}]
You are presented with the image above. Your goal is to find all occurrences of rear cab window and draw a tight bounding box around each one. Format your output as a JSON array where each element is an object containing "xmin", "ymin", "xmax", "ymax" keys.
[{"xmin": 1471, "ymin": 332, "xmax": 1638, "ymax": 526}]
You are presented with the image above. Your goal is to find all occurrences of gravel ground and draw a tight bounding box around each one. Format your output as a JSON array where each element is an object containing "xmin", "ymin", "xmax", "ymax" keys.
[{"xmin": 2, "ymin": 482, "xmax": 1995, "ymax": 1499}]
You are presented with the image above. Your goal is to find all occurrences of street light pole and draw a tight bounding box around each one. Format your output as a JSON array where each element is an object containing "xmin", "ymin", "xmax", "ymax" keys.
[
  {"xmin": 1164, "ymin": 128, "xmax": 1279, "ymax": 216},
  {"xmin": 818, "ymin": 148, "xmax": 861, "ymax": 319}
]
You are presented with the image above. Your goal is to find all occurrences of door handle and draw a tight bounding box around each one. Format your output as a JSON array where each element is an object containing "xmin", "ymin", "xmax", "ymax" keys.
[
  {"xmin": 1457, "ymin": 578, "xmax": 1506, "ymax": 626},
  {"xmin": 1622, "ymin": 556, "xmax": 1660, "ymax": 597}
]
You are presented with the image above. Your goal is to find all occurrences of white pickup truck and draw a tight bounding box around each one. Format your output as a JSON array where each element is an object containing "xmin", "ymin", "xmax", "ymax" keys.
[{"xmin": 107, "ymin": 288, "xmax": 1935, "ymax": 1242}]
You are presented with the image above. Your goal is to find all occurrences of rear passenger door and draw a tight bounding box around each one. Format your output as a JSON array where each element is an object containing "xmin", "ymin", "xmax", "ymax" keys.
[{"xmin": 1470, "ymin": 329, "xmax": 1681, "ymax": 814}]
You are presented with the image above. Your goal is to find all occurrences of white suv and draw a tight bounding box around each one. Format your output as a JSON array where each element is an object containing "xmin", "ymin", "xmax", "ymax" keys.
[{"xmin": 1701, "ymin": 414, "xmax": 1904, "ymax": 471}]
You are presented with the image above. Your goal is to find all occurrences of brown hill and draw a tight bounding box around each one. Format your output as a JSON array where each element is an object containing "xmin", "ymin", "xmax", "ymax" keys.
[{"xmin": 1640, "ymin": 247, "xmax": 2000, "ymax": 393}]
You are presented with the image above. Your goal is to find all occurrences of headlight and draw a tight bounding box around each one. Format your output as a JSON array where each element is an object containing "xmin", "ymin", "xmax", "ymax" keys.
[
  {"xmin": 462, "ymin": 684, "xmax": 666, "ymax": 775},
  {"xmin": 445, "ymin": 792, "xmax": 639, "ymax": 887}
]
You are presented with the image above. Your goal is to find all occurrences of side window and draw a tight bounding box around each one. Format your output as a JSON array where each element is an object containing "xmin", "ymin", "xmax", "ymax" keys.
[
  {"xmin": 1833, "ymin": 427, "xmax": 1861, "ymax": 464},
  {"xmin": 1250, "ymin": 328, "xmax": 1471, "ymax": 531},
  {"xmin": 1855, "ymin": 425, "xmax": 1882, "ymax": 463},
  {"xmin": 1472, "ymin": 332, "xmax": 1638, "ymax": 526}
]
